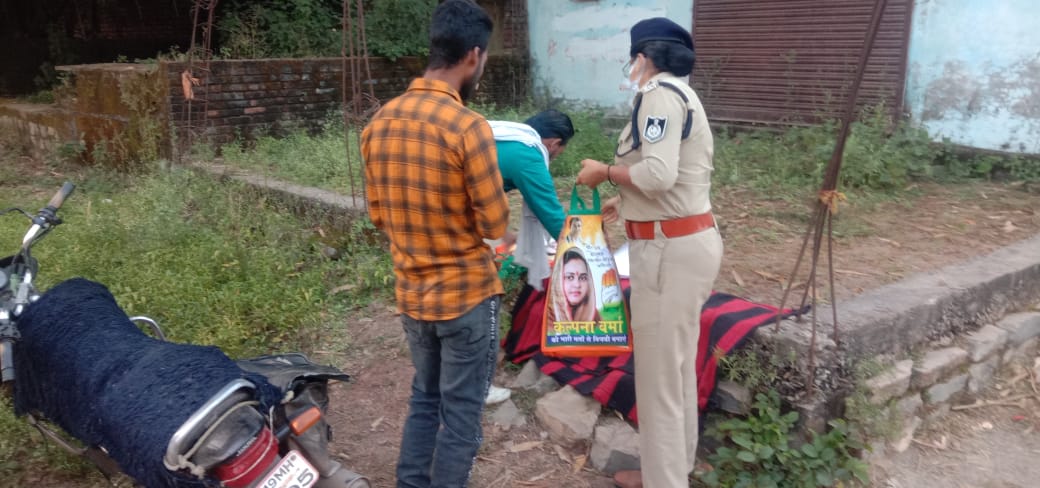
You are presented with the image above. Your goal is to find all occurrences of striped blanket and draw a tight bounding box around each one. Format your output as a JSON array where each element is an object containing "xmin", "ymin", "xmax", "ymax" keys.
[{"xmin": 502, "ymin": 279, "xmax": 805, "ymax": 422}]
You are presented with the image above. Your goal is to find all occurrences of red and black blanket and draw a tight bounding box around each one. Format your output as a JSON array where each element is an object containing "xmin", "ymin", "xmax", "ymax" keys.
[{"xmin": 502, "ymin": 279, "xmax": 806, "ymax": 423}]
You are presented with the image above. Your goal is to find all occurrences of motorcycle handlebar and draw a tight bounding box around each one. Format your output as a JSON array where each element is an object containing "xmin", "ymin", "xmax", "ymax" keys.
[
  {"xmin": 45, "ymin": 182, "xmax": 76, "ymax": 213},
  {"xmin": 22, "ymin": 181, "xmax": 75, "ymax": 250}
]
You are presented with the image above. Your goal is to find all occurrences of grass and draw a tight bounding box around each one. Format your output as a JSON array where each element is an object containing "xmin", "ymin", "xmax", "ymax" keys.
[
  {"xmin": 0, "ymin": 164, "xmax": 393, "ymax": 483},
  {"xmin": 211, "ymin": 101, "xmax": 1040, "ymax": 212},
  {"xmin": 215, "ymin": 104, "xmax": 621, "ymax": 193},
  {"xmin": 218, "ymin": 117, "xmax": 366, "ymax": 193}
]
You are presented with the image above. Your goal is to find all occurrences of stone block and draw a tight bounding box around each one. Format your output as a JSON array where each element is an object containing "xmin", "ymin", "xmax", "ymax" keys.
[
  {"xmin": 1003, "ymin": 337, "xmax": 1039, "ymax": 366},
  {"xmin": 925, "ymin": 374, "xmax": 968, "ymax": 405},
  {"xmin": 535, "ymin": 386, "xmax": 600, "ymax": 447},
  {"xmin": 510, "ymin": 360, "xmax": 546, "ymax": 389},
  {"xmin": 530, "ymin": 374, "xmax": 561, "ymax": 395},
  {"xmin": 865, "ymin": 360, "xmax": 914, "ymax": 404},
  {"xmin": 911, "ymin": 347, "xmax": 969, "ymax": 389},
  {"xmin": 489, "ymin": 399, "xmax": 527, "ymax": 430},
  {"xmin": 889, "ymin": 416, "xmax": 922, "ymax": 454},
  {"xmin": 924, "ymin": 403, "xmax": 952, "ymax": 425},
  {"xmin": 964, "ymin": 324, "xmax": 1009, "ymax": 362},
  {"xmin": 893, "ymin": 393, "xmax": 923, "ymax": 420},
  {"xmin": 968, "ymin": 355, "xmax": 1001, "ymax": 395},
  {"xmin": 995, "ymin": 312, "xmax": 1040, "ymax": 345},
  {"xmin": 590, "ymin": 418, "xmax": 641, "ymax": 474},
  {"xmin": 714, "ymin": 381, "xmax": 752, "ymax": 415}
]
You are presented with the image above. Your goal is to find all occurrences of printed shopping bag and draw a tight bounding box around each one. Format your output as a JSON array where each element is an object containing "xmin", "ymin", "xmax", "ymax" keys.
[{"xmin": 540, "ymin": 187, "xmax": 631, "ymax": 357}]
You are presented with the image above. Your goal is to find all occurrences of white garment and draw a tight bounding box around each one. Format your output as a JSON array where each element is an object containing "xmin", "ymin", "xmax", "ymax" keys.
[{"xmin": 489, "ymin": 121, "xmax": 553, "ymax": 291}]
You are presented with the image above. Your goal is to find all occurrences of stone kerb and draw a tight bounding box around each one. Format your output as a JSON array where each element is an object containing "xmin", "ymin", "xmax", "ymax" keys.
[{"xmin": 191, "ymin": 160, "xmax": 366, "ymax": 213}]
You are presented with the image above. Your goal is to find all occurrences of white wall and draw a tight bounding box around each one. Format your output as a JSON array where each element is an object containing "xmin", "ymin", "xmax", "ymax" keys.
[
  {"xmin": 905, "ymin": 0, "xmax": 1040, "ymax": 153},
  {"xmin": 528, "ymin": 0, "xmax": 693, "ymax": 113}
]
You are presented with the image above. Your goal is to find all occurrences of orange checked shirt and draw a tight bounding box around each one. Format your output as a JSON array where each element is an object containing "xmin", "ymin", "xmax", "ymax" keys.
[{"xmin": 361, "ymin": 78, "xmax": 509, "ymax": 321}]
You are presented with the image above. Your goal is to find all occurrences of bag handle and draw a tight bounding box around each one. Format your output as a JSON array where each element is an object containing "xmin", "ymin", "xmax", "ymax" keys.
[{"xmin": 568, "ymin": 186, "xmax": 601, "ymax": 216}]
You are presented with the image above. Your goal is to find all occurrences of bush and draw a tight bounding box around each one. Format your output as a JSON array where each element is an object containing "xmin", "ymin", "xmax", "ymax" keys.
[
  {"xmin": 697, "ymin": 391, "xmax": 870, "ymax": 488},
  {"xmin": 364, "ymin": 0, "xmax": 437, "ymax": 60},
  {"xmin": 216, "ymin": 0, "xmax": 342, "ymax": 59},
  {"xmin": 215, "ymin": 0, "xmax": 437, "ymax": 60},
  {"xmin": 714, "ymin": 106, "xmax": 938, "ymax": 195}
]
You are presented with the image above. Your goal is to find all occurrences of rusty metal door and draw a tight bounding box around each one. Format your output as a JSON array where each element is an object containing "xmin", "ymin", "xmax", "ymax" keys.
[{"xmin": 691, "ymin": 0, "xmax": 913, "ymax": 126}]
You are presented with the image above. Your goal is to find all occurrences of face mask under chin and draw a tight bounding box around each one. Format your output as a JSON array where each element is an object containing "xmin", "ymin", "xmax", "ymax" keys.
[{"xmin": 619, "ymin": 57, "xmax": 644, "ymax": 94}]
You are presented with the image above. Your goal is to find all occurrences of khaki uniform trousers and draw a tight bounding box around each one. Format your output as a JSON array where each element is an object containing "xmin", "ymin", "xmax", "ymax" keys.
[{"xmin": 629, "ymin": 225, "xmax": 723, "ymax": 488}]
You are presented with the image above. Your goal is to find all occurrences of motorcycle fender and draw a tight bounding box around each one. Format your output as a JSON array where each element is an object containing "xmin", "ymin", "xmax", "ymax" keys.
[{"xmin": 236, "ymin": 353, "xmax": 349, "ymax": 392}]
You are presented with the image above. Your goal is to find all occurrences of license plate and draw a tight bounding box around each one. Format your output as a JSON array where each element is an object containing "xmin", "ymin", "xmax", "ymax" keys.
[{"xmin": 256, "ymin": 450, "xmax": 318, "ymax": 488}]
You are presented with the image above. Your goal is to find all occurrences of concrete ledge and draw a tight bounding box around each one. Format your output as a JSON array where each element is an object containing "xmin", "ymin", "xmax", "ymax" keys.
[
  {"xmin": 190, "ymin": 160, "xmax": 365, "ymax": 212},
  {"xmin": 835, "ymin": 234, "xmax": 1040, "ymax": 357},
  {"xmin": 0, "ymin": 102, "xmax": 79, "ymax": 159}
]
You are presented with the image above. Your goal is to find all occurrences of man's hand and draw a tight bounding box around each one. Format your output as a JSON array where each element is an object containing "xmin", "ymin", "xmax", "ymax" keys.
[
  {"xmin": 601, "ymin": 196, "xmax": 621, "ymax": 224},
  {"xmin": 576, "ymin": 159, "xmax": 609, "ymax": 187},
  {"xmin": 502, "ymin": 230, "xmax": 517, "ymax": 249},
  {"xmin": 494, "ymin": 230, "xmax": 518, "ymax": 257}
]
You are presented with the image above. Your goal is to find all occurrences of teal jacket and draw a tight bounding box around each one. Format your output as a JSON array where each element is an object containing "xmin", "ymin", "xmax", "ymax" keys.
[{"xmin": 495, "ymin": 140, "xmax": 565, "ymax": 239}]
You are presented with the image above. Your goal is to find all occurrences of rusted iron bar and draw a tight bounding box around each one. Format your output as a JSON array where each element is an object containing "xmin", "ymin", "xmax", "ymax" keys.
[
  {"xmin": 342, "ymin": 0, "xmax": 358, "ymax": 207},
  {"xmin": 341, "ymin": 0, "xmax": 375, "ymax": 207},
  {"xmin": 183, "ymin": 0, "xmax": 219, "ymax": 161},
  {"xmin": 773, "ymin": 0, "xmax": 890, "ymax": 395}
]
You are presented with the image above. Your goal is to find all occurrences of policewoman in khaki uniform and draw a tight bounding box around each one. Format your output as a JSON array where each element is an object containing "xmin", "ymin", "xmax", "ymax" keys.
[{"xmin": 577, "ymin": 18, "xmax": 723, "ymax": 488}]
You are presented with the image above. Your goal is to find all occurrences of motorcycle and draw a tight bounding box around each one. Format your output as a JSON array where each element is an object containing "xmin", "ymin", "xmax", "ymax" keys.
[{"xmin": 0, "ymin": 182, "xmax": 369, "ymax": 488}]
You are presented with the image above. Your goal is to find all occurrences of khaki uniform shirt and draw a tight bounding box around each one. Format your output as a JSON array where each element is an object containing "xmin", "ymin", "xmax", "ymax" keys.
[{"xmin": 614, "ymin": 72, "xmax": 714, "ymax": 222}]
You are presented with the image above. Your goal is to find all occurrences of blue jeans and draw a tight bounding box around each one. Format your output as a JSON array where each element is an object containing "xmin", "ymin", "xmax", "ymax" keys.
[{"xmin": 396, "ymin": 296, "xmax": 500, "ymax": 488}]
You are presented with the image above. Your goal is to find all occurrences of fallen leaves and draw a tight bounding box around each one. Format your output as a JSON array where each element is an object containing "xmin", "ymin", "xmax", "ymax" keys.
[
  {"xmin": 731, "ymin": 269, "xmax": 746, "ymax": 287},
  {"xmin": 507, "ymin": 440, "xmax": 543, "ymax": 453},
  {"xmin": 571, "ymin": 454, "xmax": 587, "ymax": 473},
  {"xmin": 878, "ymin": 237, "xmax": 902, "ymax": 247},
  {"xmin": 331, "ymin": 283, "xmax": 357, "ymax": 294},
  {"xmin": 369, "ymin": 416, "xmax": 384, "ymax": 431},
  {"xmin": 834, "ymin": 268, "xmax": 873, "ymax": 277},
  {"xmin": 912, "ymin": 435, "xmax": 949, "ymax": 450}
]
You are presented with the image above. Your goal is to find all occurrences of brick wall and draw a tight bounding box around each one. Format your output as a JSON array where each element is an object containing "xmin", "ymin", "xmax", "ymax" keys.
[
  {"xmin": 164, "ymin": 55, "xmax": 530, "ymax": 148},
  {"xmin": 502, "ymin": 0, "xmax": 529, "ymax": 55}
]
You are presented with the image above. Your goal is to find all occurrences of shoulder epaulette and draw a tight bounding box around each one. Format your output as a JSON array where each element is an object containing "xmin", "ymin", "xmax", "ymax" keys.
[{"xmin": 630, "ymin": 80, "xmax": 693, "ymax": 150}]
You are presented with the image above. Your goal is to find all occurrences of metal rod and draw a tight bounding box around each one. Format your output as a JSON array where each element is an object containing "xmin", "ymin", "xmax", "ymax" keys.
[
  {"xmin": 827, "ymin": 213, "xmax": 839, "ymax": 343},
  {"xmin": 772, "ymin": 0, "xmax": 889, "ymax": 397},
  {"xmin": 773, "ymin": 204, "xmax": 825, "ymax": 331},
  {"xmin": 821, "ymin": 0, "xmax": 890, "ymax": 191}
]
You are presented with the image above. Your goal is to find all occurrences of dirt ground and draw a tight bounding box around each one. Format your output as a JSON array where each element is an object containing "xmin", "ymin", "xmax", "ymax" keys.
[
  {"xmin": 322, "ymin": 180, "xmax": 1040, "ymax": 487},
  {"xmin": 872, "ymin": 360, "xmax": 1040, "ymax": 488}
]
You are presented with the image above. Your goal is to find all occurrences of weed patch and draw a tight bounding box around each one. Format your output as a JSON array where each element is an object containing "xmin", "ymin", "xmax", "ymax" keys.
[
  {"xmin": 696, "ymin": 391, "xmax": 870, "ymax": 488},
  {"xmin": 219, "ymin": 118, "xmax": 365, "ymax": 193}
]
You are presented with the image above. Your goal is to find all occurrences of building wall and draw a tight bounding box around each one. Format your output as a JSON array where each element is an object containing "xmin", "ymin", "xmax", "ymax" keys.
[
  {"xmin": 527, "ymin": 0, "xmax": 693, "ymax": 112},
  {"xmin": 905, "ymin": 0, "xmax": 1040, "ymax": 154}
]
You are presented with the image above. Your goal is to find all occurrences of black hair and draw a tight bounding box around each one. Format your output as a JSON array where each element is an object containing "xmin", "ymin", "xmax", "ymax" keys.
[
  {"xmin": 524, "ymin": 109, "xmax": 575, "ymax": 145},
  {"xmin": 428, "ymin": 0, "xmax": 494, "ymax": 70},
  {"xmin": 639, "ymin": 40, "xmax": 696, "ymax": 76}
]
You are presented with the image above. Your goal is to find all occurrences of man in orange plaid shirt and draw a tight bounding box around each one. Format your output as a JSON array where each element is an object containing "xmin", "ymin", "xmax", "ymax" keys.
[{"xmin": 360, "ymin": 1, "xmax": 509, "ymax": 486}]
